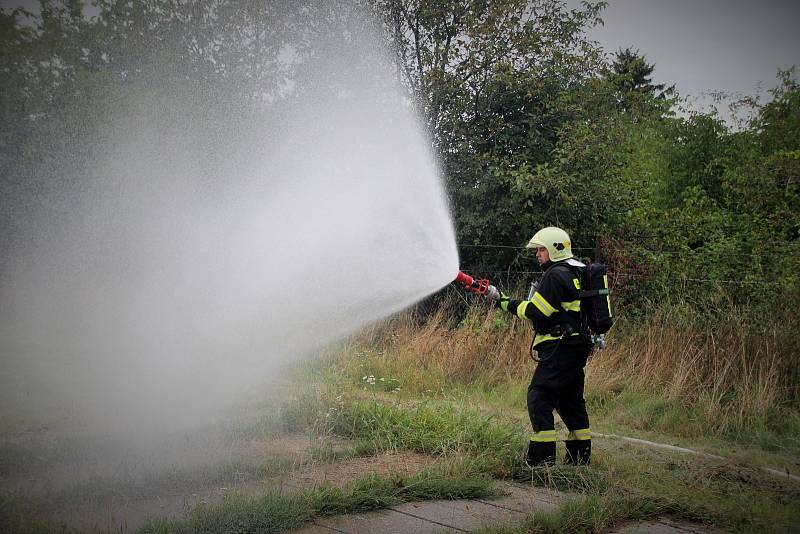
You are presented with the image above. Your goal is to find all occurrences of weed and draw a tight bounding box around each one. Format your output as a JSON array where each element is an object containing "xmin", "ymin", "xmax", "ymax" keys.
[
  {"xmin": 475, "ymin": 491, "xmax": 708, "ymax": 534},
  {"xmin": 141, "ymin": 491, "xmax": 312, "ymax": 533},
  {"xmin": 588, "ymin": 310, "xmax": 798, "ymax": 449},
  {"xmin": 9, "ymin": 297, "xmax": 800, "ymax": 533},
  {"xmin": 139, "ymin": 468, "xmax": 496, "ymax": 534},
  {"xmin": 521, "ymin": 464, "xmax": 608, "ymax": 494},
  {"xmin": 0, "ymin": 493, "xmax": 79, "ymax": 534},
  {"xmin": 303, "ymin": 310, "xmax": 800, "ymax": 532},
  {"xmin": 308, "ymin": 438, "xmax": 357, "ymax": 463},
  {"xmin": 319, "ymin": 396, "xmax": 522, "ymax": 474},
  {"xmin": 276, "ymin": 392, "xmax": 324, "ymax": 432},
  {"xmin": 404, "ymin": 457, "xmax": 498, "ymax": 500},
  {"xmin": 310, "ymin": 475, "xmax": 403, "ymax": 515}
]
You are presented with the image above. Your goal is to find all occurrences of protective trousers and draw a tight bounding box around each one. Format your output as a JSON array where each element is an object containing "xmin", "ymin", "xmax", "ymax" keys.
[{"xmin": 526, "ymin": 342, "xmax": 591, "ymax": 466}]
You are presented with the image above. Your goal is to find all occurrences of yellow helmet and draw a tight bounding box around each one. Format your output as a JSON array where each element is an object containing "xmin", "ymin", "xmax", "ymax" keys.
[{"xmin": 525, "ymin": 226, "xmax": 573, "ymax": 261}]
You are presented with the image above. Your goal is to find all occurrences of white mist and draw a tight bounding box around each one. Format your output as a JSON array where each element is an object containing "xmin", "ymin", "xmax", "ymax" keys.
[{"xmin": 1, "ymin": 6, "xmax": 458, "ymax": 440}]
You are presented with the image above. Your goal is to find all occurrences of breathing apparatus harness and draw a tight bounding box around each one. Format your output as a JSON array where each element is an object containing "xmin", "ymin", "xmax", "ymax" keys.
[
  {"xmin": 527, "ymin": 260, "xmax": 610, "ymax": 362},
  {"xmin": 453, "ymin": 256, "xmax": 612, "ymax": 363},
  {"xmin": 525, "ymin": 266, "xmax": 577, "ymax": 363}
]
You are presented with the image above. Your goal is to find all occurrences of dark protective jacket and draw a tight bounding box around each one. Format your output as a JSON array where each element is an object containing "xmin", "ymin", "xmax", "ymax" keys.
[{"xmin": 500, "ymin": 259, "xmax": 586, "ymax": 349}]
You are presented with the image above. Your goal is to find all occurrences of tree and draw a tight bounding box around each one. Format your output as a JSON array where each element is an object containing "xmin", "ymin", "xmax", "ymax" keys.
[
  {"xmin": 376, "ymin": 0, "xmax": 605, "ymax": 141},
  {"xmin": 607, "ymin": 47, "xmax": 671, "ymax": 113},
  {"xmin": 372, "ymin": 0, "xmax": 607, "ymax": 278},
  {"xmin": 609, "ymin": 47, "xmax": 665, "ymax": 95},
  {"xmin": 722, "ymin": 70, "xmax": 800, "ymax": 295}
]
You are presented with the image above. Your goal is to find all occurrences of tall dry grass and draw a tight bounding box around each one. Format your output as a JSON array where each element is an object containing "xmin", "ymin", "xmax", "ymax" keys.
[
  {"xmin": 587, "ymin": 310, "xmax": 796, "ymax": 434},
  {"xmin": 348, "ymin": 295, "xmax": 798, "ymax": 440},
  {"xmin": 354, "ymin": 301, "xmax": 533, "ymax": 385}
]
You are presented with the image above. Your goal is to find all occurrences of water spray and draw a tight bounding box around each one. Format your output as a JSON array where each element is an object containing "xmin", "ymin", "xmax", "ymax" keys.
[{"xmin": 1, "ymin": 3, "xmax": 459, "ymax": 443}]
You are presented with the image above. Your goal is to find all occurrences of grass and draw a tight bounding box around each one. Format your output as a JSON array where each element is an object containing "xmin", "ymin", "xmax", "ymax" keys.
[
  {"xmin": 0, "ymin": 493, "xmax": 81, "ymax": 534},
  {"xmin": 287, "ymin": 380, "xmax": 797, "ymax": 530},
  {"xmin": 141, "ymin": 491, "xmax": 312, "ymax": 533},
  {"xmin": 290, "ymin": 304, "xmax": 800, "ymax": 532},
  {"xmin": 587, "ymin": 310, "xmax": 799, "ymax": 450},
  {"xmin": 139, "ymin": 467, "xmax": 497, "ymax": 533},
  {"xmin": 222, "ymin": 389, "xmax": 326, "ymax": 440},
  {"xmin": 328, "ymin": 301, "xmax": 800, "ymax": 456},
  {"xmin": 474, "ymin": 491, "xmax": 707, "ymax": 534},
  {"xmin": 4, "ymin": 298, "xmax": 799, "ymax": 533},
  {"xmin": 592, "ymin": 441, "xmax": 800, "ymax": 532},
  {"xmin": 321, "ymin": 396, "xmax": 518, "ymax": 456}
]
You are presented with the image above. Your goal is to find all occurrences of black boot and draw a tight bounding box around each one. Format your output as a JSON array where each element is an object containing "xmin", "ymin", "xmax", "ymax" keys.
[
  {"xmin": 526, "ymin": 440, "xmax": 556, "ymax": 467},
  {"xmin": 564, "ymin": 440, "xmax": 591, "ymax": 465}
]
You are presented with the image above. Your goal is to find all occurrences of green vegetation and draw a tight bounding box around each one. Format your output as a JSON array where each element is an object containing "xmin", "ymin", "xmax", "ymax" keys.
[
  {"xmin": 475, "ymin": 493, "xmax": 705, "ymax": 534},
  {"xmin": 302, "ymin": 330, "xmax": 800, "ymax": 532},
  {"xmin": 0, "ymin": 493, "xmax": 79, "ymax": 534},
  {"xmin": 3, "ymin": 319, "xmax": 798, "ymax": 532},
  {"xmin": 140, "ymin": 468, "xmax": 497, "ymax": 534},
  {"xmin": 141, "ymin": 491, "xmax": 312, "ymax": 534},
  {"xmin": 324, "ymin": 307, "xmax": 799, "ymax": 458},
  {"xmin": 2, "ymin": 1, "xmax": 798, "ymax": 532}
]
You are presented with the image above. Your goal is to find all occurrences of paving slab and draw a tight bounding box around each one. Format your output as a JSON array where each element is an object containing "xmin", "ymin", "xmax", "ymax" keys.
[
  {"xmin": 290, "ymin": 524, "xmax": 341, "ymax": 534},
  {"xmin": 612, "ymin": 521, "xmax": 693, "ymax": 534},
  {"xmin": 657, "ymin": 517, "xmax": 728, "ymax": 533},
  {"xmin": 479, "ymin": 481, "xmax": 570, "ymax": 513},
  {"xmin": 611, "ymin": 517, "xmax": 728, "ymax": 533},
  {"xmin": 314, "ymin": 507, "xmax": 464, "ymax": 533},
  {"xmin": 392, "ymin": 499, "xmax": 526, "ymax": 531},
  {"xmin": 290, "ymin": 482, "xmax": 574, "ymax": 533}
]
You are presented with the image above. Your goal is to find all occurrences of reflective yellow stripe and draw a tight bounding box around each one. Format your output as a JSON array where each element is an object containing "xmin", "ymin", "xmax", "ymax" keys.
[
  {"xmin": 534, "ymin": 292, "xmax": 557, "ymax": 314},
  {"xmin": 567, "ymin": 428, "xmax": 592, "ymax": 441},
  {"xmin": 604, "ymin": 274, "xmax": 612, "ymax": 317},
  {"xmin": 500, "ymin": 300, "xmax": 509, "ymax": 312},
  {"xmin": 530, "ymin": 298, "xmax": 550, "ymax": 316},
  {"xmin": 531, "ymin": 430, "xmax": 557, "ymax": 442},
  {"xmin": 533, "ymin": 333, "xmax": 560, "ymax": 346},
  {"xmin": 533, "ymin": 331, "xmax": 582, "ymax": 347},
  {"xmin": 561, "ymin": 300, "xmax": 581, "ymax": 312},
  {"xmin": 516, "ymin": 300, "xmax": 530, "ymax": 319},
  {"xmin": 531, "ymin": 291, "xmax": 556, "ymax": 316}
]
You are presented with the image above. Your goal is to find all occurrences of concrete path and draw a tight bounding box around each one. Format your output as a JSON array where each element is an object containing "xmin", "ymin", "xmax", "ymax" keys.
[
  {"xmin": 293, "ymin": 482, "xmax": 565, "ymax": 533},
  {"xmin": 612, "ymin": 517, "xmax": 728, "ymax": 533},
  {"xmin": 291, "ymin": 482, "xmax": 724, "ymax": 534}
]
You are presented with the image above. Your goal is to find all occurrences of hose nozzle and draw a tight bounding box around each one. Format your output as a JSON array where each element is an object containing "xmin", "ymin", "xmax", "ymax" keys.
[{"xmin": 455, "ymin": 271, "xmax": 491, "ymax": 295}]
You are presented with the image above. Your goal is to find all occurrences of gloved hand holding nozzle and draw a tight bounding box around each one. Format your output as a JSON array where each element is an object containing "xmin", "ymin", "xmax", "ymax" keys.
[{"xmin": 486, "ymin": 285, "xmax": 501, "ymax": 301}]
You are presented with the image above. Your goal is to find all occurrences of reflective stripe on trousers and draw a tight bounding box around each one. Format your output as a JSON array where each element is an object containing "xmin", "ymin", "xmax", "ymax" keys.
[{"xmin": 567, "ymin": 428, "xmax": 592, "ymax": 441}]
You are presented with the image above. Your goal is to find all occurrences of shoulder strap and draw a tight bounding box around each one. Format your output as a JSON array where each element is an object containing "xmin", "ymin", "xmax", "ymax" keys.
[
  {"xmin": 576, "ymin": 262, "xmax": 610, "ymax": 298},
  {"xmin": 549, "ymin": 260, "xmax": 583, "ymax": 281}
]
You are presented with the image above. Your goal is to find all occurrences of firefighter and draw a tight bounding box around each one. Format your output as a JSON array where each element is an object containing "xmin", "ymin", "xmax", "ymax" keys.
[{"xmin": 488, "ymin": 226, "xmax": 592, "ymax": 466}]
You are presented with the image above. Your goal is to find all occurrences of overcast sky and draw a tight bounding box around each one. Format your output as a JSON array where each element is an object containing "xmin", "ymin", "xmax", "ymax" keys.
[{"xmin": 580, "ymin": 0, "xmax": 799, "ymax": 109}]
